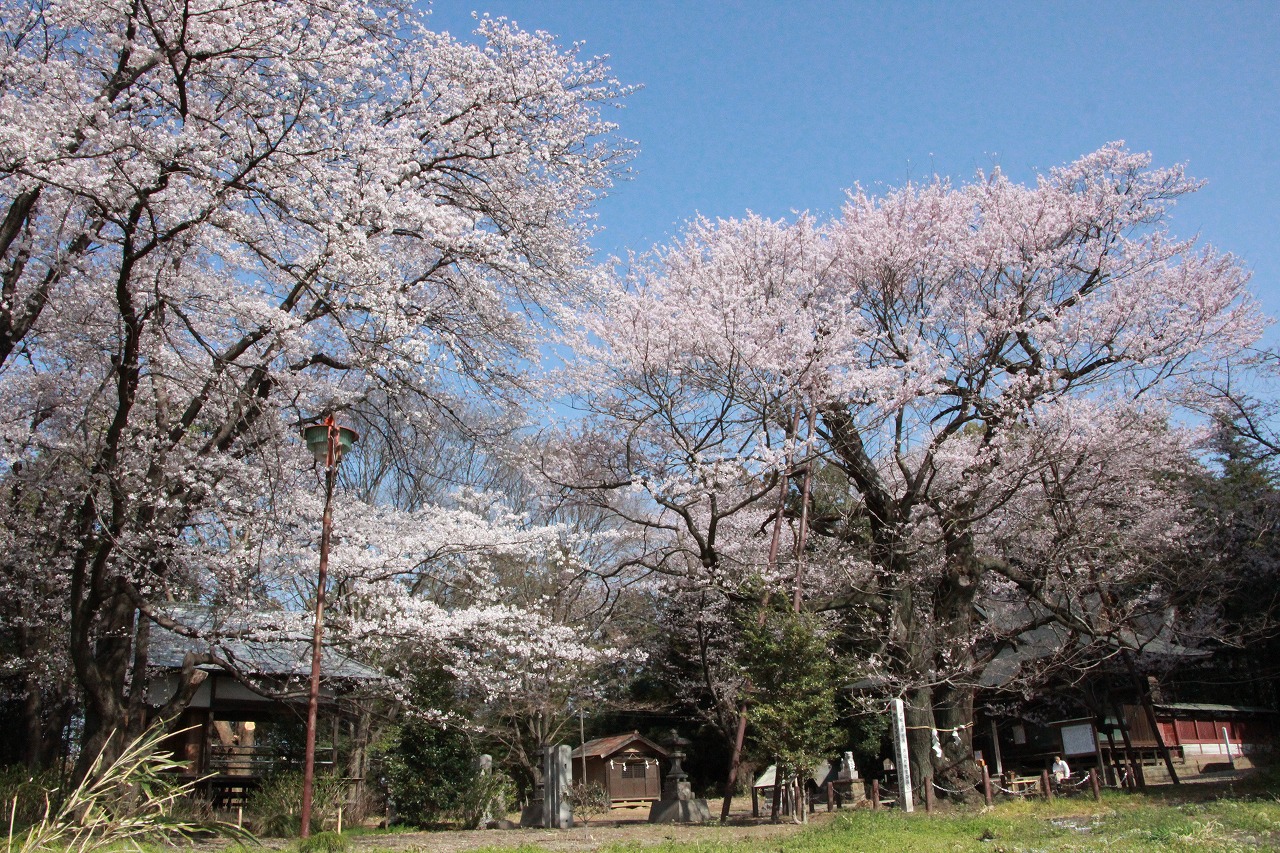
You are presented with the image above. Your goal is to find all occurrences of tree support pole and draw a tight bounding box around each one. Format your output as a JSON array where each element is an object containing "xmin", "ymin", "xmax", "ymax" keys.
[{"xmin": 1123, "ymin": 652, "xmax": 1179, "ymax": 784}]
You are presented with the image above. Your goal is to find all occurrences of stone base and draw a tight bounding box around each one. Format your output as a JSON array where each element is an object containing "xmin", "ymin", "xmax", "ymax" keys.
[
  {"xmin": 519, "ymin": 801, "xmax": 572, "ymax": 829},
  {"xmin": 836, "ymin": 781, "xmax": 866, "ymax": 805},
  {"xmin": 647, "ymin": 797, "xmax": 712, "ymax": 824}
]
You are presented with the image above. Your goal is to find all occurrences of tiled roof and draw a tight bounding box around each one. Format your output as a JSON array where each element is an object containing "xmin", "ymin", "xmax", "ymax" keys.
[
  {"xmin": 571, "ymin": 731, "xmax": 669, "ymax": 759},
  {"xmin": 148, "ymin": 604, "xmax": 382, "ymax": 681},
  {"xmin": 1154, "ymin": 702, "xmax": 1276, "ymax": 715}
]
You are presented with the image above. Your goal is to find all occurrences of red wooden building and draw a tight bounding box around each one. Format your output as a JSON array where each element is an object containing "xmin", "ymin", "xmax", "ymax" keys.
[{"xmin": 1110, "ymin": 702, "xmax": 1275, "ymax": 766}]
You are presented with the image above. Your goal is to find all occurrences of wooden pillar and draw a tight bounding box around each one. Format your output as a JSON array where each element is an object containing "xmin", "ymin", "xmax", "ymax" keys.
[
  {"xmin": 1089, "ymin": 768, "xmax": 1101, "ymax": 801},
  {"xmin": 826, "ymin": 781, "xmax": 834, "ymax": 812},
  {"xmin": 981, "ymin": 765, "xmax": 993, "ymax": 807},
  {"xmin": 1131, "ymin": 752, "xmax": 1146, "ymax": 791},
  {"xmin": 1041, "ymin": 770, "xmax": 1052, "ymax": 801},
  {"xmin": 1101, "ymin": 721, "xmax": 1121, "ymax": 787},
  {"xmin": 924, "ymin": 780, "xmax": 935, "ymax": 814},
  {"xmin": 751, "ymin": 783, "xmax": 759, "ymax": 818},
  {"xmin": 989, "ymin": 719, "xmax": 1004, "ymax": 777},
  {"xmin": 871, "ymin": 780, "xmax": 880, "ymax": 811}
]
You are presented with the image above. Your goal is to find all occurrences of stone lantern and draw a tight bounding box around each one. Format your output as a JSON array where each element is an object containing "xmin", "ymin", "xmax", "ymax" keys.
[{"xmin": 648, "ymin": 729, "xmax": 711, "ymax": 823}]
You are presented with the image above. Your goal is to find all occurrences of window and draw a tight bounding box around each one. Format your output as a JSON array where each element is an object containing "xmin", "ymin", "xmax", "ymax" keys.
[{"xmin": 620, "ymin": 761, "xmax": 646, "ymax": 779}]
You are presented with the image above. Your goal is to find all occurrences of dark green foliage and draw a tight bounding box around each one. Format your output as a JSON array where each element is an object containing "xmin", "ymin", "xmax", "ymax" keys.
[
  {"xmin": 1173, "ymin": 422, "xmax": 1280, "ymax": 709},
  {"xmin": 0, "ymin": 766, "xmax": 60, "ymax": 829},
  {"xmin": 379, "ymin": 669, "xmax": 514, "ymax": 828},
  {"xmin": 245, "ymin": 772, "xmax": 346, "ymax": 837},
  {"xmin": 382, "ymin": 719, "xmax": 483, "ymax": 827},
  {"xmin": 843, "ymin": 712, "xmax": 889, "ymax": 774},
  {"xmin": 740, "ymin": 610, "xmax": 841, "ymax": 768}
]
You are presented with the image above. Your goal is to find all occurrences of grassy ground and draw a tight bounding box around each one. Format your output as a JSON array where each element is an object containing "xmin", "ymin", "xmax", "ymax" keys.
[
  {"xmin": 766, "ymin": 794, "xmax": 1280, "ymax": 853},
  {"xmin": 426, "ymin": 791, "xmax": 1280, "ymax": 853},
  {"xmin": 190, "ymin": 778, "xmax": 1280, "ymax": 853}
]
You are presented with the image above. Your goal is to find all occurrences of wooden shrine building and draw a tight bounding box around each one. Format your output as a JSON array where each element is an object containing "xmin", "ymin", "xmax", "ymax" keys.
[
  {"xmin": 145, "ymin": 606, "xmax": 381, "ymax": 807},
  {"xmin": 571, "ymin": 732, "xmax": 669, "ymax": 808}
]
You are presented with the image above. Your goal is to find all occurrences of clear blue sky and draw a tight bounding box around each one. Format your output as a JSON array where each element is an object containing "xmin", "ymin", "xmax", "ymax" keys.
[{"xmin": 425, "ymin": 1, "xmax": 1280, "ymax": 330}]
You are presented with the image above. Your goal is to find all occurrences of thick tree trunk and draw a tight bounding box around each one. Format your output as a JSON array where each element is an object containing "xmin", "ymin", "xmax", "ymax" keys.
[
  {"xmin": 904, "ymin": 687, "xmax": 935, "ymax": 804},
  {"xmin": 930, "ymin": 529, "xmax": 983, "ymax": 799},
  {"xmin": 822, "ymin": 408, "xmax": 986, "ymax": 802},
  {"xmin": 23, "ymin": 668, "xmax": 42, "ymax": 770},
  {"xmin": 346, "ymin": 701, "xmax": 373, "ymax": 814},
  {"xmin": 933, "ymin": 684, "xmax": 981, "ymax": 800},
  {"xmin": 70, "ymin": 586, "xmax": 136, "ymax": 781}
]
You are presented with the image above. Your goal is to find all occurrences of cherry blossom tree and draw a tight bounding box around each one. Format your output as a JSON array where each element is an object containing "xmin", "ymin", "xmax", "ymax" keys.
[
  {"xmin": 564, "ymin": 144, "xmax": 1264, "ymax": 794},
  {"xmin": 0, "ymin": 0, "xmax": 631, "ymax": 773}
]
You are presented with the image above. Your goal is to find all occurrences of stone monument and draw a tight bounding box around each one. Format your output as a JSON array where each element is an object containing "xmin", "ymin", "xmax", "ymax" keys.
[
  {"xmin": 543, "ymin": 744, "xmax": 574, "ymax": 828},
  {"xmin": 648, "ymin": 730, "xmax": 711, "ymax": 824},
  {"xmin": 519, "ymin": 744, "xmax": 573, "ymax": 828}
]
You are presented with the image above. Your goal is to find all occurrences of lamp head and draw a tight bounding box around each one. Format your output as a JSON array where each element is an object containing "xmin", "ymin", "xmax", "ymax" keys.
[{"xmin": 302, "ymin": 415, "xmax": 359, "ymax": 466}]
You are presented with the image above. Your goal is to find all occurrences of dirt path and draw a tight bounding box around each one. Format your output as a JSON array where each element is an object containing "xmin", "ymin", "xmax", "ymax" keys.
[
  {"xmin": 346, "ymin": 811, "xmax": 832, "ymax": 853},
  {"xmin": 221, "ymin": 802, "xmax": 836, "ymax": 853},
  {"xmin": 355, "ymin": 820, "xmax": 823, "ymax": 853}
]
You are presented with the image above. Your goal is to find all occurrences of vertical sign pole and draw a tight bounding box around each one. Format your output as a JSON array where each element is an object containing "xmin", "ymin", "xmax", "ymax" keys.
[{"xmin": 891, "ymin": 698, "xmax": 914, "ymax": 813}]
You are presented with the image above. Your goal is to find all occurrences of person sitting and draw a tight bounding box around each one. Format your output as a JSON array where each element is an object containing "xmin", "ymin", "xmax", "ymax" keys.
[{"xmin": 1051, "ymin": 755, "xmax": 1071, "ymax": 785}]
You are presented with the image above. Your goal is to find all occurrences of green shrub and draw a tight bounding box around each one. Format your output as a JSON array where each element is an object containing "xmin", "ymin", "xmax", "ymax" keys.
[
  {"xmin": 380, "ymin": 720, "xmax": 516, "ymax": 828},
  {"xmin": 0, "ymin": 766, "xmax": 61, "ymax": 830},
  {"xmin": 453, "ymin": 770, "xmax": 516, "ymax": 829},
  {"xmin": 294, "ymin": 829, "xmax": 348, "ymax": 853},
  {"xmin": 13, "ymin": 724, "xmax": 251, "ymax": 853},
  {"xmin": 245, "ymin": 772, "xmax": 345, "ymax": 837},
  {"xmin": 380, "ymin": 721, "xmax": 480, "ymax": 828},
  {"xmin": 740, "ymin": 610, "xmax": 841, "ymax": 770}
]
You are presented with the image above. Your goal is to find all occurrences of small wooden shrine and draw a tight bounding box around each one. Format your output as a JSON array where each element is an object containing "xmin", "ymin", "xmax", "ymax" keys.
[{"xmin": 571, "ymin": 731, "xmax": 669, "ymax": 808}]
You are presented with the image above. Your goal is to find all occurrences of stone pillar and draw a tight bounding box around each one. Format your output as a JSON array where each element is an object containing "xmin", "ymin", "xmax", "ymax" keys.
[
  {"xmin": 542, "ymin": 745, "xmax": 573, "ymax": 829},
  {"xmin": 476, "ymin": 754, "xmax": 493, "ymax": 829}
]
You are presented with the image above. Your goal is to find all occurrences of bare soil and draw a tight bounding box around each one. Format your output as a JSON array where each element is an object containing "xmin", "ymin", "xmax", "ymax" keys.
[{"xmin": 336, "ymin": 802, "xmax": 835, "ymax": 853}]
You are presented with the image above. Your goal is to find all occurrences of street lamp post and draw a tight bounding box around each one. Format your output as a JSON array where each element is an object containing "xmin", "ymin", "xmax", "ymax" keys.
[{"xmin": 299, "ymin": 415, "xmax": 358, "ymax": 838}]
